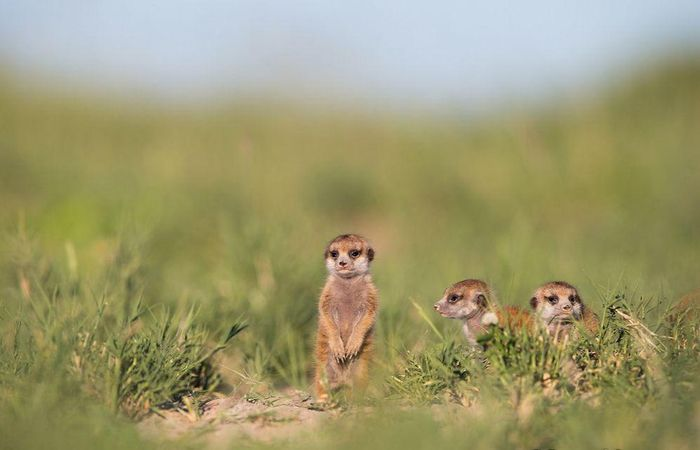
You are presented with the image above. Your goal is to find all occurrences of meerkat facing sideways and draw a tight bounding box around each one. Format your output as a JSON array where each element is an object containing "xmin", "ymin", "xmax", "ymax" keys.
[
  {"xmin": 529, "ymin": 281, "xmax": 599, "ymax": 340},
  {"xmin": 434, "ymin": 279, "xmax": 532, "ymax": 347},
  {"xmin": 314, "ymin": 234, "xmax": 378, "ymax": 402}
]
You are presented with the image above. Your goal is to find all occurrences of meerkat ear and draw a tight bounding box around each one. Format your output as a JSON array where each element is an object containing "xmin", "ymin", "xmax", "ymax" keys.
[
  {"xmin": 476, "ymin": 294, "xmax": 487, "ymax": 307},
  {"xmin": 367, "ymin": 247, "xmax": 375, "ymax": 261},
  {"xmin": 530, "ymin": 297, "xmax": 538, "ymax": 309}
]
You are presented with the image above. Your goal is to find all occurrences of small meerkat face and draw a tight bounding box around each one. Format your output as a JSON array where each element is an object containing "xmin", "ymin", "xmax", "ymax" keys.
[
  {"xmin": 530, "ymin": 281, "xmax": 583, "ymax": 330},
  {"xmin": 324, "ymin": 234, "xmax": 374, "ymax": 278},
  {"xmin": 434, "ymin": 279, "xmax": 490, "ymax": 320}
]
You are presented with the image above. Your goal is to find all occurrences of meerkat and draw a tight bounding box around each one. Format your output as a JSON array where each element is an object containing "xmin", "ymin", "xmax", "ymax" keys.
[
  {"xmin": 433, "ymin": 279, "xmax": 532, "ymax": 347},
  {"xmin": 314, "ymin": 234, "xmax": 378, "ymax": 402},
  {"xmin": 529, "ymin": 281, "xmax": 599, "ymax": 340},
  {"xmin": 667, "ymin": 289, "xmax": 700, "ymax": 332}
]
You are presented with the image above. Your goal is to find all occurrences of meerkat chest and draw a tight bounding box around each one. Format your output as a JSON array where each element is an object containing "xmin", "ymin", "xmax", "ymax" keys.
[{"xmin": 328, "ymin": 281, "xmax": 370, "ymax": 341}]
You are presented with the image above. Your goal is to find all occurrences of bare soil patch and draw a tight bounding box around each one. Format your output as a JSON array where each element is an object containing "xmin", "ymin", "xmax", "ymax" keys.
[{"xmin": 139, "ymin": 390, "xmax": 331, "ymax": 447}]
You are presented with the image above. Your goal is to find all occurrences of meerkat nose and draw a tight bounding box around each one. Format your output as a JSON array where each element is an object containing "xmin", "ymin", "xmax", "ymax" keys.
[
  {"xmin": 433, "ymin": 304, "xmax": 439, "ymax": 310},
  {"xmin": 339, "ymin": 261, "xmax": 348, "ymax": 267},
  {"xmin": 562, "ymin": 303, "xmax": 572, "ymax": 311}
]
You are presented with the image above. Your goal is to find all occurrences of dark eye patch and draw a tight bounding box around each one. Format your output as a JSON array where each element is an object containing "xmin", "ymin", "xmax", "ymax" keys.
[
  {"xmin": 349, "ymin": 249, "xmax": 360, "ymax": 258},
  {"xmin": 547, "ymin": 296, "xmax": 558, "ymax": 305},
  {"xmin": 330, "ymin": 250, "xmax": 339, "ymax": 258},
  {"xmin": 448, "ymin": 294, "xmax": 462, "ymax": 303}
]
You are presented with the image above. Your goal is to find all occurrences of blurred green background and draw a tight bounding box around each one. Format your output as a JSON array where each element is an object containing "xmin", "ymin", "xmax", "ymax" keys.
[{"xmin": 2, "ymin": 58, "xmax": 699, "ymax": 304}]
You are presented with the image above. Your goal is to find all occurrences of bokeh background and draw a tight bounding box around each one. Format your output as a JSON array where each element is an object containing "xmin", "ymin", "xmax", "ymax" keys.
[
  {"xmin": 2, "ymin": 1, "xmax": 699, "ymax": 299},
  {"xmin": 1, "ymin": 2, "xmax": 700, "ymax": 448}
]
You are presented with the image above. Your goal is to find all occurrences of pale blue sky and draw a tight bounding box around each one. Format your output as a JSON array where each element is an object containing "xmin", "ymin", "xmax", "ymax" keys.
[{"xmin": 1, "ymin": 1, "xmax": 699, "ymax": 108}]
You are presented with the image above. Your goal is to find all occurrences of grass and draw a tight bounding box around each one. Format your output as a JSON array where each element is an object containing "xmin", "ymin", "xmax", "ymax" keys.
[
  {"xmin": 2, "ymin": 229, "xmax": 246, "ymax": 420},
  {"xmin": 0, "ymin": 58, "xmax": 699, "ymax": 449}
]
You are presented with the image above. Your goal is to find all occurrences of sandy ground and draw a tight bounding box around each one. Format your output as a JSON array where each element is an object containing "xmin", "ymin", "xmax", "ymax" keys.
[
  {"xmin": 139, "ymin": 390, "xmax": 333, "ymax": 447},
  {"xmin": 138, "ymin": 388, "xmax": 481, "ymax": 447}
]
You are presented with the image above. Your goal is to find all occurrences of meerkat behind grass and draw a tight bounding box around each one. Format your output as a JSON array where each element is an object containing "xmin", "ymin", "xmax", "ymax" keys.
[
  {"xmin": 667, "ymin": 289, "xmax": 700, "ymax": 334},
  {"xmin": 529, "ymin": 281, "xmax": 599, "ymax": 341},
  {"xmin": 314, "ymin": 234, "xmax": 378, "ymax": 402},
  {"xmin": 433, "ymin": 279, "xmax": 532, "ymax": 347}
]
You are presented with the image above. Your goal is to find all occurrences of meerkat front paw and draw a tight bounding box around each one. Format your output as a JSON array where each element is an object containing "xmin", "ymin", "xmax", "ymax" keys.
[
  {"xmin": 329, "ymin": 338, "xmax": 346, "ymax": 363},
  {"xmin": 344, "ymin": 336, "xmax": 363, "ymax": 359}
]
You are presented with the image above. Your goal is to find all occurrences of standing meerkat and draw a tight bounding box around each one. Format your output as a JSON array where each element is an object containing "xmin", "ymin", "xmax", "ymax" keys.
[
  {"xmin": 314, "ymin": 234, "xmax": 378, "ymax": 402},
  {"xmin": 434, "ymin": 279, "xmax": 532, "ymax": 347},
  {"xmin": 529, "ymin": 281, "xmax": 599, "ymax": 340}
]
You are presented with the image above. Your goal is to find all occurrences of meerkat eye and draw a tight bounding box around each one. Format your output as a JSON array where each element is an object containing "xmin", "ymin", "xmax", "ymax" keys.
[
  {"xmin": 569, "ymin": 295, "xmax": 576, "ymax": 302},
  {"xmin": 329, "ymin": 250, "xmax": 339, "ymax": 258},
  {"xmin": 547, "ymin": 296, "xmax": 558, "ymax": 305},
  {"xmin": 349, "ymin": 249, "xmax": 360, "ymax": 258},
  {"xmin": 448, "ymin": 294, "xmax": 461, "ymax": 303}
]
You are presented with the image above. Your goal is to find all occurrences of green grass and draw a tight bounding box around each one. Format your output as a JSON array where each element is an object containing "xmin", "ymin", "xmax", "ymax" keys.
[{"xmin": 0, "ymin": 58, "xmax": 699, "ymax": 449}]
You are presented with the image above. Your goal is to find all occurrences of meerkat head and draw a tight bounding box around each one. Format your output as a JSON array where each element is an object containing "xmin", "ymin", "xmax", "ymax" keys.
[
  {"xmin": 529, "ymin": 281, "xmax": 583, "ymax": 332},
  {"xmin": 434, "ymin": 279, "xmax": 491, "ymax": 320},
  {"xmin": 324, "ymin": 234, "xmax": 374, "ymax": 278}
]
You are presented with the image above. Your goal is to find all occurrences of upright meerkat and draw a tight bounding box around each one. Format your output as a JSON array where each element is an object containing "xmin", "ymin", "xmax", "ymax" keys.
[
  {"xmin": 314, "ymin": 234, "xmax": 378, "ymax": 401},
  {"xmin": 433, "ymin": 279, "xmax": 532, "ymax": 347},
  {"xmin": 529, "ymin": 281, "xmax": 599, "ymax": 340}
]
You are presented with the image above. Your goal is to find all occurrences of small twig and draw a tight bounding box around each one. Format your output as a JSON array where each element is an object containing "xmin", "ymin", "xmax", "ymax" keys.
[{"xmin": 411, "ymin": 299, "xmax": 443, "ymax": 340}]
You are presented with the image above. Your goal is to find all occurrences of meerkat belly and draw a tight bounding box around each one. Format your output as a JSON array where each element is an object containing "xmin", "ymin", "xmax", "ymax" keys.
[{"xmin": 331, "ymin": 291, "xmax": 367, "ymax": 344}]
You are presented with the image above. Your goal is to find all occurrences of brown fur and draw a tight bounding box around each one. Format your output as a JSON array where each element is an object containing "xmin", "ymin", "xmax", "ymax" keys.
[
  {"xmin": 667, "ymin": 289, "xmax": 700, "ymax": 329},
  {"xmin": 314, "ymin": 234, "xmax": 378, "ymax": 401},
  {"xmin": 581, "ymin": 307, "xmax": 600, "ymax": 334},
  {"xmin": 496, "ymin": 305, "xmax": 534, "ymax": 331}
]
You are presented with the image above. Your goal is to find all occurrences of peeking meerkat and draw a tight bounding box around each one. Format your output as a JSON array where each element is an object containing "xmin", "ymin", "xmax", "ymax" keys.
[
  {"xmin": 433, "ymin": 279, "xmax": 531, "ymax": 347},
  {"xmin": 529, "ymin": 281, "xmax": 599, "ymax": 340},
  {"xmin": 667, "ymin": 289, "xmax": 700, "ymax": 333},
  {"xmin": 314, "ymin": 234, "xmax": 378, "ymax": 402}
]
